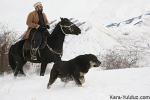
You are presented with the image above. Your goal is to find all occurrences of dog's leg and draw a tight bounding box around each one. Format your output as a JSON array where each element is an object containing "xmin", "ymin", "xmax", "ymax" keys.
[
  {"xmin": 40, "ymin": 62, "xmax": 48, "ymax": 76},
  {"xmin": 47, "ymin": 68, "xmax": 58, "ymax": 89},
  {"xmin": 73, "ymin": 69, "xmax": 82, "ymax": 87},
  {"xmin": 79, "ymin": 76, "xmax": 85, "ymax": 84},
  {"xmin": 79, "ymin": 72, "xmax": 85, "ymax": 84}
]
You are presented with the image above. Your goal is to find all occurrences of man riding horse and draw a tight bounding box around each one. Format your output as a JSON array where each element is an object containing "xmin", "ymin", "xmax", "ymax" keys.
[{"xmin": 23, "ymin": 2, "xmax": 50, "ymax": 60}]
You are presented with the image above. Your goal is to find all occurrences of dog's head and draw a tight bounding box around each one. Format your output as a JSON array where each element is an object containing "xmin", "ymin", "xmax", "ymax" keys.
[{"xmin": 87, "ymin": 54, "xmax": 101, "ymax": 68}]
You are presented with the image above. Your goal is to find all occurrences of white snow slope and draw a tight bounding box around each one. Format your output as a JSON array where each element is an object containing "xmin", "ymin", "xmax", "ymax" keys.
[{"xmin": 0, "ymin": 67, "xmax": 150, "ymax": 100}]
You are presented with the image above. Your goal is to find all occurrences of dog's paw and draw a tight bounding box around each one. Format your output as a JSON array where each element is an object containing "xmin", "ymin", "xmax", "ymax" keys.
[{"xmin": 47, "ymin": 84, "xmax": 51, "ymax": 89}]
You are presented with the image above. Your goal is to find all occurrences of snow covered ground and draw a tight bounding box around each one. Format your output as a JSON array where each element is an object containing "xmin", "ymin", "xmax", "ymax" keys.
[{"xmin": 0, "ymin": 67, "xmax": 150, "ymax": 100}]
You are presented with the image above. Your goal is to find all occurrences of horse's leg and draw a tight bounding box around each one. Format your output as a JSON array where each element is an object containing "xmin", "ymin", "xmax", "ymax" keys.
[
  {"xmin": 14, "ymin": 59, "xmax": 26, "ymax": 77},
  {"xmin": 14, "ymin": 64, "xmax": 21, "ymax": 77},
  {"xmin": 19, "ymin": 61, "xmax": 27, "ymax": 76},
  {"xmin": 8, "ymin": 46, "xmax": 16, "ymax": 72},
  {"xmin": 40, "ymin": 62, "xmax": 48, "ymax": 76},
  {"xmin": 8, "ymin": 54, "xmax": 16, "ymax": 72}
]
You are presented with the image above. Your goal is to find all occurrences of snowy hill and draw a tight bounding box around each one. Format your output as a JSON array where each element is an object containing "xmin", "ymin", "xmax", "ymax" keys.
[
  {"xmin": 0, "ymin": 67, "xmax": 150, "ymax": 100},
  {"xmin": 90, "ymin": 0, "xmax": 150, "ymax": 25}
]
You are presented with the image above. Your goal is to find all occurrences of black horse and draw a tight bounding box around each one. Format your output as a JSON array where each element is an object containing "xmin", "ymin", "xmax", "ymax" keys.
[{"xmin": 8, "ymin": 18, "xmax": 81, "ymax": 76}]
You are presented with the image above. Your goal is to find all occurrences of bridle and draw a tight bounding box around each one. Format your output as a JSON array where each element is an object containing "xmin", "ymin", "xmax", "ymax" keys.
[
  {"xmin": 59, "ymin": 23, "xmax": 75, "ymax": 35},
  {"xmin": 46, "ymin": 23, "xmax": 75, "ymax": 56}
]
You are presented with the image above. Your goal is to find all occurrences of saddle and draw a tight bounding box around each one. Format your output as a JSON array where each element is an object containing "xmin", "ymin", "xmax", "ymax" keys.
[{"xmin": 23, "ymin": 29, "xmax": 48, "ymax": 60}]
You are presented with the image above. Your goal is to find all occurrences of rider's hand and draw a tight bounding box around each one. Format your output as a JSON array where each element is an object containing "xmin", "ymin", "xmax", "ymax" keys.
[
  {"xmin": 46, "ymin": 25, "xmax": 50, "ymax": 29},
  {"xmin": 38, "ymin": 26, "xmax": 47, "ymax": 31}
]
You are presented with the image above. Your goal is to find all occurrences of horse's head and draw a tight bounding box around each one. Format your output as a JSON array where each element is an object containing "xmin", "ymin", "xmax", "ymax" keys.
[{"xmin": 59, "ymin": 18, "xmax": 81, "ymax": 35}]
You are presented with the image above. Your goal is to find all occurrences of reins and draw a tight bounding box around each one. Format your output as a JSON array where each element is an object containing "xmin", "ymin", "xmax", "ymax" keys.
[{"xmin": 46, "ymin": 23, "xmax": 74, "ymax": 56}]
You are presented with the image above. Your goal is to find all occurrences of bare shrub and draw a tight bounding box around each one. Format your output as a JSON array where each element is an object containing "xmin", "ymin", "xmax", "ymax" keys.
[
  {"xmin": 0, "ymin": 24, "xmax": 18, "ymax": 73},
  {"xmin": 100, "ymin": 49, "xmax": 139, "ymax": 70}
]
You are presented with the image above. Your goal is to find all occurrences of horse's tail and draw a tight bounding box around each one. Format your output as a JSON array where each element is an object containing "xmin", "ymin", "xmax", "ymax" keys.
[{"xmin": 8, "ymin": 45, "xmax": 16, "ymax": 71}]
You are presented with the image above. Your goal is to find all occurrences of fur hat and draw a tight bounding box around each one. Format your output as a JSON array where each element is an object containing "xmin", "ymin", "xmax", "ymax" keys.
[{"xmin": 34, "ymin": 2, "xmax": 42, "ymax": 8}]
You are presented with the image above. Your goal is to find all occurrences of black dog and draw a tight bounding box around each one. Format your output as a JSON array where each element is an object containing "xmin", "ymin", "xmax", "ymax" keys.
[{"xmin": 47, "ymin": 54, "xmax": 101, "ymax": 89}]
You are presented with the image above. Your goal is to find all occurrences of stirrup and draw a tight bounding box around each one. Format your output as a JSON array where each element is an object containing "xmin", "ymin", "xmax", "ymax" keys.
[
  {"xmin": 31, "ymin": 55, "xmax": 37, "ymax": 60},
  {"xmin": 30, "ymin": 51, "xmax": 37, "ymax": 60}
]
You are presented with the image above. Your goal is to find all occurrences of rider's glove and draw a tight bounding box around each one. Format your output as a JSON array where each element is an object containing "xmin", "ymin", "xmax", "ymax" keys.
[
  {"xmin": 46, "ymin": 25, "xmax": 50, "ymax": 29},
  {"xmin": 38, "ymin": 26, "xmax": 47, "ymax": 32}
]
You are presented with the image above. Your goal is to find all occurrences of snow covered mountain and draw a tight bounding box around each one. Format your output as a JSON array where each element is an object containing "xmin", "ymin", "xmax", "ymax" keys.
[{"xmin": 106, "ymin": 12, "xmax": 150, "ymax": 27}]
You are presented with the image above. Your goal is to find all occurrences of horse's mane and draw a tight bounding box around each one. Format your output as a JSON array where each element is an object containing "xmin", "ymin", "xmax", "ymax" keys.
[{"xmin": 47, "ymin": 21, "xmax": 65, "ymax": 52}]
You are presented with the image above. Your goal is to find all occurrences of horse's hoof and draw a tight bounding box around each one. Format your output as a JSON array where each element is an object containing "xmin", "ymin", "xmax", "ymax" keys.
[
  {"xmin": 19, "ymin": 74, "xmax": 26, "ymax": 77},
  {"xmin": 14, "ymin": 73, "xmax": 18, "ymax": 77},
  {"xmin": 19, "ymin": 72, "xmax": 26, "ymax": 76},
  {"xmin": 40, "ymin": 73, "xmax": 44, "ymax": 76},
  {"xmin": 77, "ymin": 84, "xmax": 82, "ymax": 87}
]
